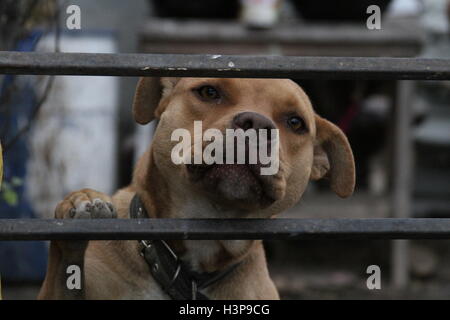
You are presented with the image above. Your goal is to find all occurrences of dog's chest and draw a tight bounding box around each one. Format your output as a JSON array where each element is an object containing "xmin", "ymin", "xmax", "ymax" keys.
[
  {"xmin": 119, "ymin": 273, "xmax": 169, "ymax": 300},
  {"xmin": 182, "ymin": 240, "xmax": 251, "ymax": 272}
]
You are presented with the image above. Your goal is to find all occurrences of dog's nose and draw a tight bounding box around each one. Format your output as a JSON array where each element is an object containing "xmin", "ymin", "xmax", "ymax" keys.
[{"xmin": 232, "ymin": 112, "xmax": 276, "ymax": 132}]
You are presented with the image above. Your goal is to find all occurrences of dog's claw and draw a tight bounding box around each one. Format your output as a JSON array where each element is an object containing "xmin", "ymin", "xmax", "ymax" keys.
[
  {"xmin": 106, "ymin": 202, "xmax": 115, "ymax": 213},
  {"xmin": 84, "ymin": 202, "xmax": 92, "ymax": 213}
]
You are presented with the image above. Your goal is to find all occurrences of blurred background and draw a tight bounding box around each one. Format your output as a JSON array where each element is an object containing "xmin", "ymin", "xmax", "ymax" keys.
[{"xmin": 0, "ymin": 0, "xmax": 449, "ymax": 299}]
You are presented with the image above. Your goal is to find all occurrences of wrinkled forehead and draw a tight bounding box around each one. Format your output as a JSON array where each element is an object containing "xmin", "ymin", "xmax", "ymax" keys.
[{"xmin": 176, "ymin": 78, "xmax": 316, "ymax": 130}]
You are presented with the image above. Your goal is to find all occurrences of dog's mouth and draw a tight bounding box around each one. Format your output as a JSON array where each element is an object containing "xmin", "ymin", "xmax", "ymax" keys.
[{"xmin": 186, "ymin": 162, "xmax": 280, "ymax": 209}]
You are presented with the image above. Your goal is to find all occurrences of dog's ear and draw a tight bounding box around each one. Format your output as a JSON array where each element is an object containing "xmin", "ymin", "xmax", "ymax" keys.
[
  {"xmin": 132, "ymin": 77, "xmax": 179, "ymax": 125},
  {"xmin": 310, "ymin": 115, "xmax": 355, "ymax": 198}
]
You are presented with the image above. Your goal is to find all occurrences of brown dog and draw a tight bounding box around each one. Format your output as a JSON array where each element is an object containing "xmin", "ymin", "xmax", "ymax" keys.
[{"xmin": 38, "ymin": 78, "xmax": 355, "ymax": 300}]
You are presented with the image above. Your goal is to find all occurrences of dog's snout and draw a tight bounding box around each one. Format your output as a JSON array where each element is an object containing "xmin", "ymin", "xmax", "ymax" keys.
[{"xmin": 232, "ymin": 112, "xmax": 276, "ymax": 132}]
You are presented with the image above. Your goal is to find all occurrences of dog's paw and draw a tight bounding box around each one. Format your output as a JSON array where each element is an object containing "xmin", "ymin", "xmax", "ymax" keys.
[
  {"xmin": 53, "ymin": 189, "xmax": 117, "ymax": 254},
  {"xmin": 55, "ymin": 188, "xmax": 117, "ymax": 220}
]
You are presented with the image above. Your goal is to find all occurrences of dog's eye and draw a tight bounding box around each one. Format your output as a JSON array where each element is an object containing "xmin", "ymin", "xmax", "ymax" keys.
[
  {"xmin": 287, "ymin": 116, "xmax": 307, "ymax": 133},
  {"xmin": 196, "ymin": 85, "xmax": 221, "ymax": 101}
]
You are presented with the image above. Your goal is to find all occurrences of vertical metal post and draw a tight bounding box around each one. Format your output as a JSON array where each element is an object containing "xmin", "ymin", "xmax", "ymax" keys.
[{"xmin": 391, "ymin": 80, "xmax": 414, "ymax": 289}]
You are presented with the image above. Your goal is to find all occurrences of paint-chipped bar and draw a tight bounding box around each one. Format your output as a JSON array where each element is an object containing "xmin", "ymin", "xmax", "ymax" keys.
[
  {"xmin": 0, "ymin": 51, "xmax": 449, "ymax": 80},
  {"xmin": 1, "ymin": 218, "xmax": 450, "ymax": 240}
]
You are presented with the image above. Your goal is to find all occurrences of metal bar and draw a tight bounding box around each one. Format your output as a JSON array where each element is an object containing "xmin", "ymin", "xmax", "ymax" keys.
[
  {"xmin": 0, "ymin": 51, "xmax": 449, "ymax": 80},
  {"xmin": 2, "ymin": 218, "xmax": 450, "ymax": 241},
  {"xmin": 391, "ymin": 81, "xmax": 414, "ymax": 288}
]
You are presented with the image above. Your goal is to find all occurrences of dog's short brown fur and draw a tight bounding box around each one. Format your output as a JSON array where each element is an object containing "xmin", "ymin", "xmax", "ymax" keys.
[{"xmin": 38, "ymin": 78, "xmax": 355, "ymax": 300}]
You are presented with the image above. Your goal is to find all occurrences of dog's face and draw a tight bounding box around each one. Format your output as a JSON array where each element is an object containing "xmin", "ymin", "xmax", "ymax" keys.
[{"xmin": 133, "ymin": 78, "xmax": 355, "ymax": 218}]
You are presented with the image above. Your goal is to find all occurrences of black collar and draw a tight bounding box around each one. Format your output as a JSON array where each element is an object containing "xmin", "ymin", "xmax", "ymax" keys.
[{"xmin": 129, "ymin": 194, "xmax": 240, "ymax": 300}]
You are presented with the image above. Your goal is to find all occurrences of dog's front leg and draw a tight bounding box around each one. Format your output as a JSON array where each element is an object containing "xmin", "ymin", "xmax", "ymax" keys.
[{"xmin": 38, "ymin": 189, "xmax": 116, "ymax": 300}]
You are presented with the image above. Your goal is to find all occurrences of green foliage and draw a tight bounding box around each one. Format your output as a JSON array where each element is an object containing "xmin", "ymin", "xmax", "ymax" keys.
[{"xmin": 0, "ymin": 177, "xmax": 22, "ymax": 206}]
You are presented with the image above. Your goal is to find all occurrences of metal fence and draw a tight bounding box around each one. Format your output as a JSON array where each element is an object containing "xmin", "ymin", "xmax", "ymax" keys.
[{"xmin": 0, "ymin": 51, "xmax": 450, "ymax": 241}]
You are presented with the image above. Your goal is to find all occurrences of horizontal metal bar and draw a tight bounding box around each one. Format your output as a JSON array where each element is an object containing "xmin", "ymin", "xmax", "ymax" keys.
[
  {"xmin": 1, "ymin": 218, "xmax": 450, "ymax": 241},
  {"xmin": 1, "ymin": 51, "xmax": 449, "ymax": 80}
]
